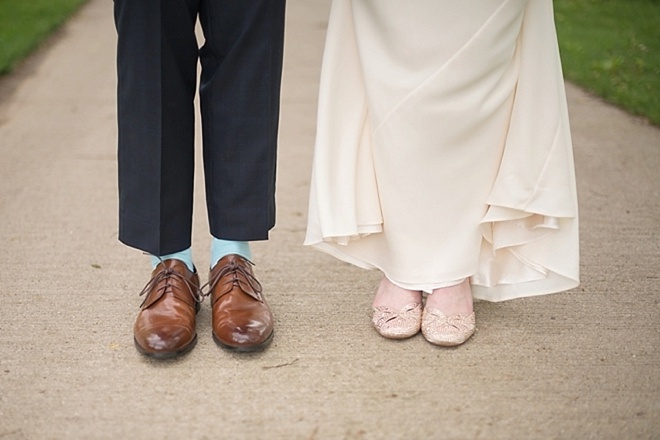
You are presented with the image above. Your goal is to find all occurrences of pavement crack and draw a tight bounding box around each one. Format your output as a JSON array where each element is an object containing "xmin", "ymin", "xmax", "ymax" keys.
[{"xmin": 262, "ymin": 358, "xmax": 299, "ymax": 369}]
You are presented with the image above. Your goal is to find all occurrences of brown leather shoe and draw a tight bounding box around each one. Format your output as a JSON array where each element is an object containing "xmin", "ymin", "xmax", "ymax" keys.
[
  {"xmin": 205, "ymin": 255, "xmax": 274, "ymax": 351},
  {"xmin": 133, "ymin": 259, "xmax": 202, "ymax": 359}
]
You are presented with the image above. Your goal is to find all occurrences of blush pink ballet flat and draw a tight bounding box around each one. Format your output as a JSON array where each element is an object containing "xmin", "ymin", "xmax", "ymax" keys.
[
  {"xmin": 421, "ymin": 307, "xmax": 475, "ymax": 347},
  {"xmin": 372, "ymin": 302, "xmax": 422, "ymax": 339}
]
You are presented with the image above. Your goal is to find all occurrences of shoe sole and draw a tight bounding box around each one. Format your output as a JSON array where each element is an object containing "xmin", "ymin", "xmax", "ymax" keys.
[
  {"xmin": 212, "ymin": 331, "xmax": 274, "ymax": 352},
  {"xmin": 375, "ymin": 329, "xmax": 420, "ymax": 340},
  {"xmin": 133, "ymin": 334, "xmax": 197, "ymax": 360}
]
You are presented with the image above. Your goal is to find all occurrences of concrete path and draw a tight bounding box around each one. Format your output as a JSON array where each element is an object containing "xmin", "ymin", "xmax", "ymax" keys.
[{"xmin": 0, "ymin": 1, "xmax": 658, "ymax": 438}]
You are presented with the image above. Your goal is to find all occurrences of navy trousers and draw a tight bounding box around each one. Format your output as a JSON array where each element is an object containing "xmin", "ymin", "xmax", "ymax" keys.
[{"xmin": 114, "ymin": 0, "xmax": 286, "ymax": 255}]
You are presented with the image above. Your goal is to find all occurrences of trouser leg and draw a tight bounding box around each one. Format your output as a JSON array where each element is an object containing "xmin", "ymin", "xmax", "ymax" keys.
[
  {"xmin": 115, "ymin": 0, "xmax": 200, "ymax": 255},
  {"xmin": 198, "ymin": 0, "xmax": 286, "ymax": 241}
]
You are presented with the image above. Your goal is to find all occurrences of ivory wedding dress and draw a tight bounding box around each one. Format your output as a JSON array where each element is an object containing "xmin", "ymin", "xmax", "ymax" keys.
[{"xmin": 305, "ymin": 0, "xmax": 579, "ymax": 301}]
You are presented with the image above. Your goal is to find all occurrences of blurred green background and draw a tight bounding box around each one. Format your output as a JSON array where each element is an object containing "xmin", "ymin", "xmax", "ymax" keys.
[
  {"xmin": 554, "ymin": 0, "xmax": 660, "ymax": 125},
  {"xmin": 0, "ymin": 0, "xmax": 88, "ymax": 74},
  {"xmin": 0, "ymin": 0, "xmax": 658, "ymax": 124}
]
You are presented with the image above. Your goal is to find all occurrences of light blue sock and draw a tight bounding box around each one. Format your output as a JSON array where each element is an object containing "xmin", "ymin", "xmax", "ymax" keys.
[
  {"xmin": 150, "ymin": 247, "xmax": 194, "ymax": 272},
  {"xmin": 210, "ymin": 238, "xmax": 252, "ymax": 269}
]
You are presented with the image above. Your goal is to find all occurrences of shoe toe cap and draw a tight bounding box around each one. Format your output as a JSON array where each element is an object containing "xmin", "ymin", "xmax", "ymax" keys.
[{"xmin": 135, "ymin": 325, "xmax": 195, "ymax": 353}]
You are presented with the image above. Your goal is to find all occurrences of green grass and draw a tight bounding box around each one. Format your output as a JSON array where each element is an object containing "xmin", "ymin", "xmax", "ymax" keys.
[
  {"xmin": 0, "ymin": 0, "xmax": 88, "ymax": 75},
  {"xmin": 554, "ymin": 0, "xmax": 660, "ymax": 125}
]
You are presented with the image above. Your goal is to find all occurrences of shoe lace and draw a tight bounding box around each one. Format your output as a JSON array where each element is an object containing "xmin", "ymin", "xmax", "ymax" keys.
[
  {"xmin": 202, "ymin": 259, "xmax": 263, "ymax": 302},
  {"xmin": 138, "ymin": 267, "xmax": 204, "ymax": 307}
]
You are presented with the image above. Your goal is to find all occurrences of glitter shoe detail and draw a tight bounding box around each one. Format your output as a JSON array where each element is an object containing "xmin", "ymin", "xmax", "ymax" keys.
[
  {"xmin": 372, "ymin": 302, "xmax": 422, "ymax": 339},
  {"xmin": 421, "ymin": 307, "xmax": 475, "ymax": 347}
]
